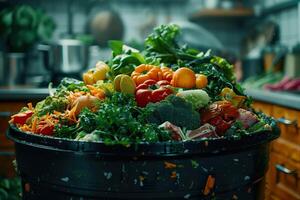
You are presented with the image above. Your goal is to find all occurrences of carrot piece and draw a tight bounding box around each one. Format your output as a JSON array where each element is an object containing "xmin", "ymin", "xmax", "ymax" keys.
[{"xmin": 203, "ymin": 175, "xmax": 215, "ymax": 196}]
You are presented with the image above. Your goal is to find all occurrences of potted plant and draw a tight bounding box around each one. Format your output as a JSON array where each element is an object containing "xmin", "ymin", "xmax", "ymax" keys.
[{"xmin": 0, "ymin": 5, "xmax": 55, "ymax": 86}]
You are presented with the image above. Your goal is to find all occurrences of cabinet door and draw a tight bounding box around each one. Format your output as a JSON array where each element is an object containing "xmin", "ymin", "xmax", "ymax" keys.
[
  {"xmin": 0, "ymin": 101, "xmax": 26, "ymax": 151},
  {"xmin": 252, "ymin": 101, "xmax": 273, "ymax": 116},
  {"xmin": 272, "ymin": 138, "xmax": 300, "ymax": 163},
  {"xmin": 0, "ymin": 101, "xmax": 27, "ymax": 178},
  {"xmin": 273, "ymin": 105, "xmax": 300, "ymax": 146},
  {"xmin": 268, "ymin": 152, "xmax": 300, "ymax": 200}
]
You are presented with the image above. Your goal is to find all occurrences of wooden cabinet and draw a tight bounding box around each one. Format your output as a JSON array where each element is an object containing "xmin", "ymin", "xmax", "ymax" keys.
[
  {"xmin": 252, "ymin": 101, "xmax": 274, "ymax": 116},
  {"xmin": 253, "ymin": 101, "xmax": 300, "ymax": 200},
  {"xmin": 0, "ymin": 101, "xmax": 27, "ymax": 178}
]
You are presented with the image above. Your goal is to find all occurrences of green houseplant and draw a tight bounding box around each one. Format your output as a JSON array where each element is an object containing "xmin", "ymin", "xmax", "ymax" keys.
[
  {"xmin": 0, "ymin": 5, "xmax": 56, "ymax": 52},
  {"xmin": 0, "ymin": 5, "xmax": 56, "ymax": 85}
]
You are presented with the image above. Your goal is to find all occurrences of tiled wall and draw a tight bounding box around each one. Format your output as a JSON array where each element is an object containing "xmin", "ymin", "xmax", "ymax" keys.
[{"xmin": 255, "ymin": 0, "xmax": 299, "ymax": 49}]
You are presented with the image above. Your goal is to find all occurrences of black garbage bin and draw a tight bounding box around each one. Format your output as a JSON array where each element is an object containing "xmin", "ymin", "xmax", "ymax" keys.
[{"xmin": 7, "ymin": 125, "xmax": 279, "ymax": 200}]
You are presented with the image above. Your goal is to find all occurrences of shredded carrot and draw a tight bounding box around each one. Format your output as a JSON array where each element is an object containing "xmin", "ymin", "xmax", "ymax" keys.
[
  {"xmin": 53, "ymin": 111, "xmax": 62, "ymax": 115},
  {"xmin": 170, "ymin": 171, "xmax": 177, "ymax": 179},
  {"xmin": 31, "ymin": 117, "xmax": 38, "ymax": 133},
  {"xmin": 19, "ymin": 124, "xmax": 31, "ymax": 132},
  {"xmin": 66, "ymin": 103, "xmax": 78, "ymax": 122},
  {"xmin": 27, "ymin": 103, "xmax": 33, "ymax": 110},
  {"xmin": 164, "ymin": 161, "xmax": 177, "ymax": 169},
  {"xmin": 67, "ymin": 91, "xmax": 87, "ymax": 107},
  {"xmin": 203, "ymin": 175, "xmax": 215, "ymax": 195}
]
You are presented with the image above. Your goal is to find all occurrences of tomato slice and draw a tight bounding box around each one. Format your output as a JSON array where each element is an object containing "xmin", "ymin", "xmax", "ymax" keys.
[
  {"xmin": 37, "ymin": 125, "xmax": 54, "ymax": 136},
  {"xmin": 11, "ymin": 110, "xmax": 33, "ymax": 125}
]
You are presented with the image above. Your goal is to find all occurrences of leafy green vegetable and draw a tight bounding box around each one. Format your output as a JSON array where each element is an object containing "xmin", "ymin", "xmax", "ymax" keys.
[
  {"xmin": 210, "ymin": 56, "xmax": 235, "ymax": 83},
  {"xmin": 145, "ymin": 95, "xmax": 200, "ymax": 130},
  {"xmin": 225, "ymin": 112, "xmax": 277, "ymax": 140},
  {"xmin": 145, "ymin": 24, "xmax": 180, "ymax": 55},
  {"xmin": 254, "ymin": 112, "xmax": 278, "ymax": 132},
  {"xmin": 224, "ymin": 120, "xmax": 245, "ymax": 140},
  {"xmin": 109, "ymin": 40, "xmax": 123, "ymax": 57},
  {"xmin": 78, "ymin": 108, "xmax": 98, "ymax": 133},
  {"xmin": 56, "ymin": 78, "xmax": 89, "ymax": 95},
  {"xmin": 143, "ymin": 24, "xmax": 244, "ymax": 101},
  {"xmin": 192, "ymin": 63, "xmax": 245, "ymax": 101},
  {"xmin": 145, "ymin": 24, "xmax": 199, "ymax": 65},
  {"xmin": 54, "ymin": 123, "xmax": 79, "ymax": 139},
  {"xmin": 54, "ymin": 93, "xmax": 171, "ymax": 144},
  {"xmin": 107, "ymin": 41, "xmax": 147, "ymax": 78},
  {"xmin": 92, "ymin": 93, "xmax": 170, "ymax": 144},
  {"xmin": 0, "ymin": 177, "xmax": 21, "ymax": 200},
  {"xmin": 35, "ymin": 96, "xmax": 68, "ymax": 117}
]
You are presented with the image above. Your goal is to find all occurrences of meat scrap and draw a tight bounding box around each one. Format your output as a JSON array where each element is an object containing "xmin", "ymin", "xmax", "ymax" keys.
[
  {"xmin": 159, "ymin": 121, "xmax": 185, "ymax": 141},
  {"xmin": 237, "ymin": 108, "xmax": 258, "ymax": 129},
  {"xmin": 186, "ymin": 123, "xmax": 218, "ymax": 140}
]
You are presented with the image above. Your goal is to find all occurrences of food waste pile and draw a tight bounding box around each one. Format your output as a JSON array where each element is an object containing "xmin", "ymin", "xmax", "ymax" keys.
[{"xmin": 10, "ymin": 24, "xmax": 276, "ymax": 145}]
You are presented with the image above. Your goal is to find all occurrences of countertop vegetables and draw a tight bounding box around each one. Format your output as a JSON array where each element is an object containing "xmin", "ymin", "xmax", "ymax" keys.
[{"xmin": 10, "ymin": 24, "xmax": 277, "ymax": 144}]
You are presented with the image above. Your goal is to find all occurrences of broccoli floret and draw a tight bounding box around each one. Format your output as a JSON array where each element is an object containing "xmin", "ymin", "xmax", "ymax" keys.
[
  {"xmin": 177, "ymin": 89, "xmax": 210, "ymax": 110},
  {"xmin": 145, "ymin": 95, "xmax": 200, "ymax": 130}
]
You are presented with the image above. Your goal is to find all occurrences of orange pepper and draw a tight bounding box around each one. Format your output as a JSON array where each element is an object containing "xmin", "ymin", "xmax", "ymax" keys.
[
  {"xmin": 161, "ymin": 66, "xmax": 174, "ymax": 82},
  {"xmin": 131, "ymin": 64, "xmax": 163, "ymax": 86}
]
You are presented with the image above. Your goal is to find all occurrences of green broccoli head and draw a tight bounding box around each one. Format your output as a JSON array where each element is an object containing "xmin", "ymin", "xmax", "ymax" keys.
[{"xmin": 145, "ymin": 95, "xmax": 200, "ymax": 130}]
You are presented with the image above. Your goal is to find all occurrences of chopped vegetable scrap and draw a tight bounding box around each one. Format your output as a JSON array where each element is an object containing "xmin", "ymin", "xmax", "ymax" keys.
[
  {"xmin": 164, "ymin": 161, "xmax": 177, "ymax": 169},
  {"xmin": 10, "ymin": 24, "xmax": 277, "ymax": 144},
  {"xmin": 203, "ymin": 175, "xmax": 216, "ymax": 196}
]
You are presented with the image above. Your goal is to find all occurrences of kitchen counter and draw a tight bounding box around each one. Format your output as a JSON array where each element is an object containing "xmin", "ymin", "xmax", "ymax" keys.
[
  {"xmin": 246, "ymin": 88, "xmax": 300, "ymax": 110},
  {"xmin": 0, "ymin": 88, "xmax": 49, "ymax": 101}
]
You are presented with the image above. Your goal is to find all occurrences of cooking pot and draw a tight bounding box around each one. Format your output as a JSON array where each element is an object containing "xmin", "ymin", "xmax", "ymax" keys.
[
  {"xmin": 1, "ymin": 53, "xmax": 26, "ymax": 86},
  {"xmin": 7, "ymin": 125, "xmax": 279, "ymax": 200},
  {"xmin": 39, "ymin": 39, "xmax": 89, "ymax": 74}
]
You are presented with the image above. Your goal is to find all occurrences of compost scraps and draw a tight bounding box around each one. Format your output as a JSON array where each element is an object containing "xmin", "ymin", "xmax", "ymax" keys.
[{"xmin": 10, "ymin": 24, "xmax": 277, "ymax": 145}]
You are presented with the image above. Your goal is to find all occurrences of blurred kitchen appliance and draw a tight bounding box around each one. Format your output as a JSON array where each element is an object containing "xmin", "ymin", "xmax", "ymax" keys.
[
  {"xmin": 284, "ymin": 44, "xmax": 300, "ymax": 77},
  {"xmin": 39, "ymin": 39, "xmax": 89, "ymax": 75},
  {"xmin": 24, "ymin": 48, "xmax": 51, "ymax": 87},
  {"xmin": 263, "ymin": 45, "xmax": 287, "ymax": 73},
  {"xmin": 86, "ymin": 2, "xmax": 124, "ymax": 47},
  {"xmin": 0, "ymin": 52, "xmax": 4, "ymax": 85},
  {"xmin": 174, "ymin": 21, "xmax": 223, "ymax": 50},
  {"xmin": 241, "ymin": 47, "xmax": 263, "ymax": 81},
  {"xmin": 241, "ymin": 20, "xmax": 280, "ymax": 80},
  {"xmin": 203, "ymin": 0, "xmax": 219, "ymax": 9},
  {"xmin": 1, "ymin": 53, "xmax": 26, "ymax": 86},
  {"xmin": 220, "ymin": 0, "xmax": 234, "ymax": 9}
]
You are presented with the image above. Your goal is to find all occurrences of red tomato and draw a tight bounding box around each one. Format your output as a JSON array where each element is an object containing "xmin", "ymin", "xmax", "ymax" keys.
[
  {"xmin": 135, "ymin": 89, "xmax": 152, "ymax": 107},
  {"xmin": 11, "ymin": 110, "xmax": 33, "ymax": 125}
]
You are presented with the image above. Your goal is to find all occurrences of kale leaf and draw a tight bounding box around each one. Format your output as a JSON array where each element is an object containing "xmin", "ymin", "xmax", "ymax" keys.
[{"xmin": 56, "ymin": 78, "xmax": 89, "ymax": 95}]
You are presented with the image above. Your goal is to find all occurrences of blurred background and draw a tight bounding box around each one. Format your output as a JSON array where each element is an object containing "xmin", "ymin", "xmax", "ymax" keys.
[
  {"xmin": 1, "ymin": 0, "xmax": 300, "ymax": 199},
  {"xmin": 0, "ymin": 0, "xmax": 299, "ymax": 87}
]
